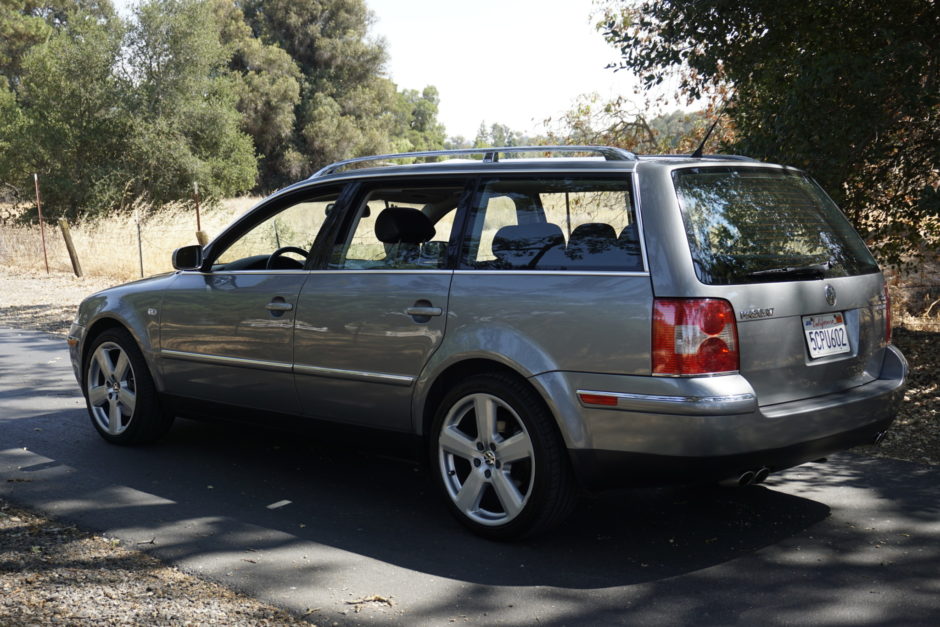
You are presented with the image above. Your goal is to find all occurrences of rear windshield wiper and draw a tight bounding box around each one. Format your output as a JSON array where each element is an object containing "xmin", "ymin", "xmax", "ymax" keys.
[{"xmin": 745, "ymin": 261, "xmax": 831, "ymax": 281}]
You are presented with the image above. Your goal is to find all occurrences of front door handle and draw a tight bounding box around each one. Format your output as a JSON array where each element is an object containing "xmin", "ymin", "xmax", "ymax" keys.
[
  {"xmin": 265, "ymin": 298, "xmax": 294, "ymax": 317},
  {"xmin": 266, "ymin": 301, "xmax": 294, "ymax": 311}
]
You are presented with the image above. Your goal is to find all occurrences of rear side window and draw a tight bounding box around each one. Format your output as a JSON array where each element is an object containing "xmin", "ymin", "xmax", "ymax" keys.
[
  {"xmin": 460, "ymin": 176, "xmax": 642, "ymax": 271},
  {"xmin": 673, "ymin": 167, "xmax": 879, "ymax": 285}
]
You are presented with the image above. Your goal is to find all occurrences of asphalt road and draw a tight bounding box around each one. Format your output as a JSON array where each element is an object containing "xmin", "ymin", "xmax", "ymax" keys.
[{"xmin": 1, "ymin": 327, "xmax": 938, "ymax": 626}]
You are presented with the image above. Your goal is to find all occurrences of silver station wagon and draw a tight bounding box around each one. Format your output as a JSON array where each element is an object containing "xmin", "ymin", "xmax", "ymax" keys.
[{"xmin": 68, "ymin": 146, "xmax": 907, "ymax": 538}]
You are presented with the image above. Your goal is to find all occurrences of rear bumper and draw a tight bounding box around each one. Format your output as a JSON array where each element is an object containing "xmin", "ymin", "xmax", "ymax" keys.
[
  {"xmin": 534, "ymin": 344, "xmax": 907, "ymax": 491},
  {"xmin": 568, "ymin": 414, "xmax": 894, "ymax": 491}
]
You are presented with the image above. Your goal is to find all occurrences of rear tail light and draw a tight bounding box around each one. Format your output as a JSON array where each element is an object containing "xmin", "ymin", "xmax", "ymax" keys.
[
  {"xmin": 883, "ymin": 284, "xmax": 892, "ymax": 344},
  {"xmin": 652, "ymin": 298, "xmax": 739, "ymax": 375}
]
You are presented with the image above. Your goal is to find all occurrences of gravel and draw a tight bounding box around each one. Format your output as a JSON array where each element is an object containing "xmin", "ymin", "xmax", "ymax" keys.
[
  {"xmin": 1, "ymin": 269, "xmax": 937, "ymax": 625},
  {"xmin": 0, "ymin": 501, "xmax": 313, "ymax": 626}
]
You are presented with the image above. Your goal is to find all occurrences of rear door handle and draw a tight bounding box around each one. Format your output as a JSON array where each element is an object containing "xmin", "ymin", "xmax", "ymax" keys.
[{"xmin": 404, "ymin": 306, "xmax": 442, "ymax": 317}]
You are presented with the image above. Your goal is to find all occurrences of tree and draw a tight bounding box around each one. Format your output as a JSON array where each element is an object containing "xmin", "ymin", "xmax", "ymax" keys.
[
  {"xmin": 241, "ymin": 0, "xmax": 446, "ymax": 185},
  {"xmin": 601, "ymin": 0, "xmax": 940, "ymax": 265},
  {"xmin": 122, "ymin": 0, "xmax": 256, "ymax": 206},
  {"xmin": 0, "ymin": 77, "xmax": 24, "ymax": 189},
  {"xmin": 473, "ymin": 122, "xmax": 526, "ymax": 148},
  {"xmin": 1, "ymin": 0, "xmax": 259, "ymax": 217},
  {"xmin": 13, "ymin": 5, "xmax": 131, "ymax": 215},
  {"xmin": 211, "ymin": 0, "xmax": 301, "ymax": 186}
]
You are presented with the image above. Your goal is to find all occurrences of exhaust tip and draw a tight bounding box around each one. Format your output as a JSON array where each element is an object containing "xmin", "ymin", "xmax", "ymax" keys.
[
  {"xmin": 753, "ymin": 467, "xmax": 770, "ymax": 484},
  {"xmin": 874, "ymin": 430, "xmax": 888, "ymax": 445}
]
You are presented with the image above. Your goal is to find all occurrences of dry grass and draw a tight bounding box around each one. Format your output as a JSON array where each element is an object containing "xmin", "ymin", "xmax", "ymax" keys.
[{"xmin": 0, "ymin": 197, "xmax": 259, "ymax": 282}]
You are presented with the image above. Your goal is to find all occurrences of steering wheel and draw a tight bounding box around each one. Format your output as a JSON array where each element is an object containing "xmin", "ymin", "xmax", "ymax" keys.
[{"xmin": 265, "ymin": 246, "xmax": 309, "ymax": 270}]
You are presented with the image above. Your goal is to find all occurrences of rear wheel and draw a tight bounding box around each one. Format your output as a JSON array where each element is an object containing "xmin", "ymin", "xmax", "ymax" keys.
[
  {"xmin": 84, "ymin": 328, "xmax": 173, "ymax": 444},
  {"xmin": 430, "ymin": 373, "xmax": 576, "ymax": 539}
]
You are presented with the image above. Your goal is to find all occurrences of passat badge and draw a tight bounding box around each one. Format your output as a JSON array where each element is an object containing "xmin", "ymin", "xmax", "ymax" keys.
[{"xmin": 739, "ymin": 307, "xmax": 774, "ymax": 320}]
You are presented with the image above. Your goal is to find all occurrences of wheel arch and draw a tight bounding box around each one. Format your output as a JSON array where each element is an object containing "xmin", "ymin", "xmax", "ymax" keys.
[
  {"xmin": 416, "ymin": 358, "xmax": 569, "ymax": 449},
  {"xmin": 80, "ymin": 315, "xmax": 159, "ymax": 389}
]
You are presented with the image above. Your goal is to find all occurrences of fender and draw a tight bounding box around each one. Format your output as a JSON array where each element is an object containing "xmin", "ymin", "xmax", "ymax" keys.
[
  {"xmin": 76, "ymin": 274, "xmax": 175, "ymax": 391},
  {"xmin": 411, "ymin": 321, "xmax": 561, "ymax": 433}
]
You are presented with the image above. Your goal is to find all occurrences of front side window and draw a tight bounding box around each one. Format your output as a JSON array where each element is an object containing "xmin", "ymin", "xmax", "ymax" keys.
[
  {"xmin": 213, "ymin": 193, "xmax": 339, "ymax": 270},
  {"xmin": 330, "ymin": 183, "xmax": 464, "ymax": 270},
  {"xmin": 460, "ymin": 176, "xmax": 642, "ymax": 271},
  {"xmin": 673, "ymin": 167, "xmax": 879, "ymax": 285}
]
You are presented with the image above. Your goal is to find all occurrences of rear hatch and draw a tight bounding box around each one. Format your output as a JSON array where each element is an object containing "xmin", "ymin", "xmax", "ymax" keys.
[{"xmin": 672, "ymin": 166, "xmax": 888, "ymax": 406}]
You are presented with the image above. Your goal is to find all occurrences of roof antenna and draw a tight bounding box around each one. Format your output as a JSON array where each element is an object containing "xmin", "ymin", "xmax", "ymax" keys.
[{"xmin": 691, "ymin": 107, "xmax": 726, "ymax": 159}]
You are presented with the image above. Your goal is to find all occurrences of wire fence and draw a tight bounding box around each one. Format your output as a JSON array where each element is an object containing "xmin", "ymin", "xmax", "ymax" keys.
[{"xmin": 0, "ymin": 197, "xmax": 257, "ymax": 282}]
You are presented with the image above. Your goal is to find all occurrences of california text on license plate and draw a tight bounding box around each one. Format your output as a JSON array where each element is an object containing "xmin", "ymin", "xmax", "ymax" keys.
[{"xmin": 803, "ymin": 312, "xmax": 850, "ymax": 358}]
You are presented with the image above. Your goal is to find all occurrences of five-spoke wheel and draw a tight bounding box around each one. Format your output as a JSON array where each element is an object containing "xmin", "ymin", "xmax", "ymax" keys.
[
  {"xmin": 87, "ymin": 340, "xmax": 137, "ymax": 436},
  {"xmin": 431, "ymin": 373, "xmax": 576, "ymax": 539},
  {"xmin": 83, "ymin": 328, "xmax": 173, "ymax": 444},
  {"xmin": 438, "ymin": 392, "xmax": 536, "ymax": 526}
]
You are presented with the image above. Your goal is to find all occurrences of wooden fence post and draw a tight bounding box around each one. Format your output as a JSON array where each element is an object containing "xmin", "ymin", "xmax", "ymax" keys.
[
  {"xmin": 57, "ymin": 218, "xmax": 83, "ymax": 277},
  {"xmin": 194, "ymin": 181, "xmax": 208, "ymax": 246},
  {"xmin": 33, "ymin": 173, "xmax": 49, "ymax": 274}
]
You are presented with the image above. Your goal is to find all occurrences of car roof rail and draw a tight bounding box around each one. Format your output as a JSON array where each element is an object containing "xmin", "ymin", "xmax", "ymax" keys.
[
  {"xmin": 309, "ymin": 145, "xmax": 638, "ymax": 179},
  {"xmin": 638, "ymin": 153, "xmax": 758, "ymax": 162}
]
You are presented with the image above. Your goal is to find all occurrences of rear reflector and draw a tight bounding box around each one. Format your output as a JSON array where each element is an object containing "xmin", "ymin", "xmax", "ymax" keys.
[
  {"xmin": 578, "ymin": 393, "xmax": 619, "ymax": 406},
  {"xmin": 653, "ymin": 298, "xmax": 739, "ymax": 375}
]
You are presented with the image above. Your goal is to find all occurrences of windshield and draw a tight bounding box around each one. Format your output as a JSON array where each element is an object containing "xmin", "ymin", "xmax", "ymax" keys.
[{"xmin": 672, "ymin": 167, "xmax": 879, "ymax": 285}]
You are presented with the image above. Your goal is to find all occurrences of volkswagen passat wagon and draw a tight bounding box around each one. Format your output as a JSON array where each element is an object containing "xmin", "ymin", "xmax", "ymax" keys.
[{"xmin": 68, "ymin": 146, "xmax": 907, "ymax": 538}]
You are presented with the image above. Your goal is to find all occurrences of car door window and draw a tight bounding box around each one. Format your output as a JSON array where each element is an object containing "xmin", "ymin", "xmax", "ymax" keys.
[
  {"xmin": 214, "ymin": 194, "xmax": 340, "ymax": 270},
  {"xmin": 330, "ymin": 184, "xmax": 464, "ymax": 270},
  {"xmin": 460, "ymin": 176, "xmax": 641, "ymax": 271}
]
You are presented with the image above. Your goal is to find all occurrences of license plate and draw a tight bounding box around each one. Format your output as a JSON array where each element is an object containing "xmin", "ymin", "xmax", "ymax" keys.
[{"xmin": 803, "ymin": 312, "xmax": 850, "ymax": 358}]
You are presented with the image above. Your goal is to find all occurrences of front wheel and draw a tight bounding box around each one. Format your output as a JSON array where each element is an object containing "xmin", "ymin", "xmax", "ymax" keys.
[
  {"xmin": 430, "ymin": 373, "xmax": 576, "ymax": 539},
  {"xmin": 84, "ymin": 328, "xmax": 173, "ymax": 445}
]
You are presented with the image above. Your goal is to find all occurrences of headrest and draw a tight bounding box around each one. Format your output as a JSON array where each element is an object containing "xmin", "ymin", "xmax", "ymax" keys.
[
  {"xmin": 492, "ymin": 223, "xmax": 565, "ymax": 264},
  {"xmin": 570, "ymin": 222, "xmax": 616, "ymax": 242},
  {"xmin": 374, "ymin": 207, "xmax": 435, "ymax": 244}
]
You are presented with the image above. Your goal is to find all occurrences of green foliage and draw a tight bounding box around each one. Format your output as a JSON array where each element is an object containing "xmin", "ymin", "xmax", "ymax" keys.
[
  {"xmin": 472, "ymin": 123, "xmax": 526, "ymax": 148},
  {"xmin": 542, "ymin": 90, "xmax": 718, "ymax": 156},
  {"xmin": 15, "ymin": 6, "xmax": 131, "ymax": 214},
  {"xmin": 212, "ymin": 0, "xmax": 301, "ymax": 184},
  {"xmin": 601, "ymin": 0, "xmax": 940, "ymax": 266},
  {"xmin": 0, "ymin": 78, "xmax": 24, "ymax": 183},
  {"xmin": 241, "ymin": 0, "xmax": 445, "ymax": 186},
  {"xmin": 123, "ymin": 0, "xmax": 257, "ymax": 206}
]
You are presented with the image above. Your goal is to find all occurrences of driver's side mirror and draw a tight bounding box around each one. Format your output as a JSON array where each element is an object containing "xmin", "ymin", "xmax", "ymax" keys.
[{"xmin": 172, "ymin": 245, "xmax": 203, "ymax": 271}]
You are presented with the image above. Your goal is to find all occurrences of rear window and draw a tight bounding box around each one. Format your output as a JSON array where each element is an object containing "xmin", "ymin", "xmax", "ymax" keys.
[{"xmin": 673, "ymin": 167, "xmax": 879, "ymax": 285}]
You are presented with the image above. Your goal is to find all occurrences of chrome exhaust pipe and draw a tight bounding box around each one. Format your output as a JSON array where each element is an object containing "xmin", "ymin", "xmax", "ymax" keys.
[
  {"xmin": 719, "ymin": 467, "xmax": 773, "ymax": 487},
  {"xmin": 719, "ymin": 470, "xmax": 755, "ymax": 487},
  {"xmin": 752, "ymin": 467, "xmax": 770, "ymax": 484}
]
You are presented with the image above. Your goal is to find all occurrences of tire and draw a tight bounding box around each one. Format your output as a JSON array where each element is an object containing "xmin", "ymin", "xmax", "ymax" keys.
[
  {"xmin": 429, "ymin": 373, "xmax": 577, "ymax": 539},
  {"xmin": 83, "ymin": 327, "xmax": 173, "ymax": 445}
]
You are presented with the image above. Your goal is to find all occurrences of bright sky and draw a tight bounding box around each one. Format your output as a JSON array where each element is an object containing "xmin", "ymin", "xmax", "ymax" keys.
[
  {"xmin": 367, "ymin": 0, "xmax": 641, "ymax": 139},
  {"xmin": 113, "ymin": 0, "xmax": 656, "ymax": 140}
]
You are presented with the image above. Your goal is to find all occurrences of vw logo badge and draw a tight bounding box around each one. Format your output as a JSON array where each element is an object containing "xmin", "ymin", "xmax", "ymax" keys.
[{"xmin": 825, "ymin": 284, "xmax": 837, "ymax": 307}]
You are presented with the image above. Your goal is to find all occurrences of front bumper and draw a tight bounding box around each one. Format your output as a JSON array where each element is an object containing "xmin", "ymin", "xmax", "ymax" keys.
[
  {"xmin": 533, "ymin": 344, "xmax": 908, "ymax": 491},
  {"xmin": 67, "ymin": 322, "xmax": 85, "ymax": 385}
]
